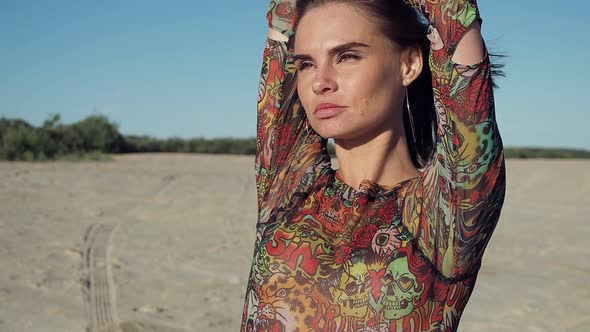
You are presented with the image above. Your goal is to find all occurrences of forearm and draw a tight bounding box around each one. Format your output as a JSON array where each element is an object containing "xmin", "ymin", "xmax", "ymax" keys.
[
  {"xmin": 256, "ymin": 36, "xmax": 287, "ymax": 201},
  {"xmin": 256, "ymin": 0, "xmax": 310, "ymax": 211},
  {"xmin": 411, "ymin": 0, "xmax": 505, "ymax": 278}
]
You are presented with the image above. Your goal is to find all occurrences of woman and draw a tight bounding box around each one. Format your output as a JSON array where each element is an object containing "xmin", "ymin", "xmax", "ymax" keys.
[{"xmin": 242, "ymin": 0, "xmax": 505, "ymax": 331}]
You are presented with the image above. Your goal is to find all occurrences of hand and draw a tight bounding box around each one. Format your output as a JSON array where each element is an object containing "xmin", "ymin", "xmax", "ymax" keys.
[
  {"xmin": 267, "ymin": 0, "xmax": 297, "ymax": 37},
  {"xmin": 268, "ymin": 28, "xmax": 289, "ymax": 42}
]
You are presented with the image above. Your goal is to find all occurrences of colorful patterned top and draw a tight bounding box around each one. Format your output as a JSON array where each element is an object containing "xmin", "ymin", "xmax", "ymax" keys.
[{"xmin": 242, "ymin": 0, "xmax": 506, "ymax": 331}]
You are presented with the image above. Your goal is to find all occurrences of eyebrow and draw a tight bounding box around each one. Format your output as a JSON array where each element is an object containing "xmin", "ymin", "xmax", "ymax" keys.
[{"xmin": 291, "ymin": 41, "xmax": 370, "ymax": 62}]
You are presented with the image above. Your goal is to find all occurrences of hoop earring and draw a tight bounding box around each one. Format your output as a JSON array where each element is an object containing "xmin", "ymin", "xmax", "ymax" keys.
[{"xmin": 406, "ymin": 87, "xmax": 417, "ymax": 144}]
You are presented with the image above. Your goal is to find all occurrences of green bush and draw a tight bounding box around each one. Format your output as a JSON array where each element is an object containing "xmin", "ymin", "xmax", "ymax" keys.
[
  {"xmin": 0, "ymin": 113, "xmax": 121, "ymax": 160},
  {"xmin": 504, "ymin": 147, "xmax": 590, "ymax": 159},
  {"xmin": 1, "ymin": 113, "xmax": 589, "ymax": 161},
  {"xmin": 1, "ymin": 125, "xmax": 41, "ymax": 160},
  {"xmin": 72, "ymin": 115, "xmax": 121, "ymax": 153}
]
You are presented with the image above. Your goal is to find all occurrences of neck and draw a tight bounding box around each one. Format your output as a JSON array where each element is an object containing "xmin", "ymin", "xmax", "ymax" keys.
[{"xmin": 334, "ymin": 128, "xmax": 420, "ymax": 190}]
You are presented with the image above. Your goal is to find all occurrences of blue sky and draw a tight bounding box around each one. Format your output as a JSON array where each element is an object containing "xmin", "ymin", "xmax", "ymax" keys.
[{"xmin": 1, "ymin": 1, "xmax": 588, "ymax": 149}]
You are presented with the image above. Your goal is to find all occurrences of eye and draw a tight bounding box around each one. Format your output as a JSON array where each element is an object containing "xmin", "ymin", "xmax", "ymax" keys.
[
  {"xmin": 338, "ymin": 52, "xmax": 360, "ymax": 63},
  {"xmin": 276, "ymin": 288, "xmax": 289, "ymax": 297},
  {"xmin": 296, "ymin": 61, "xmax": 314, "ymax": 71},
  {"xmin": 381, "ymin": 274, "xmax": 393, "ymax": 284},
  {"xmin": 397, "ymin": 276, "xmax": 414, "ymax": 292},
  {"xmin": 466, "ymin": 163, "xmax": 480, "ymax": 174},
  {"xmin": 345, "ymin": 281, "xmax": 358, "ymax": 295},
  {"xmin": 376, "ymin": 233, "xmax": 390, "ymax": 246}
]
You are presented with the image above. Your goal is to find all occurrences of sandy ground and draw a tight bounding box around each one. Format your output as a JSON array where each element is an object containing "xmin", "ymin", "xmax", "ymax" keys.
[{"xmin": 0, "ymin": 154, "xmax": 588, "ymax": 332}]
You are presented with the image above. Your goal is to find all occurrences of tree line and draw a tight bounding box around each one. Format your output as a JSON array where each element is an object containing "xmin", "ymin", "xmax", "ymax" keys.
[
  {"xmin": 1, "ymin": 114, "xmax": 589, "ymax": 161},
  {"xmin": 0, "ymin": 114, "xmax": 255, "ymax": 160}
]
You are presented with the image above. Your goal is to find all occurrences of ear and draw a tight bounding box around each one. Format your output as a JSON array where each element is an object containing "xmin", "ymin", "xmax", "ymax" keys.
[{"xmin": 400, "ymin": 47, "xmax": 423, "ymax": 87}]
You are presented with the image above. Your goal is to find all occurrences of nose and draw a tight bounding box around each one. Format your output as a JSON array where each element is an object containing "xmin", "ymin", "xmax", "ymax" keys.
[{"xmin": 312, "ymin": 66, "xmax": 337, "ymax": 95}]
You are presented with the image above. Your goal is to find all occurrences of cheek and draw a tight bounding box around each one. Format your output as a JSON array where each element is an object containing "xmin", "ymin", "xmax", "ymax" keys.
[
  {"xmin": 348, "ymin": 66, "xmax": 400, "ymax": 118},
  {"xmin": 296, "ymin": 76, "xmax": 314, "ymax": 115}
]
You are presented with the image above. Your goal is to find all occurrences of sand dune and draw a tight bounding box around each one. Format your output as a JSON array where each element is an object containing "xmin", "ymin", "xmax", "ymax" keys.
[{"xmin": 0, "ymin": 154, "xmax": 588, "ymax": 331}]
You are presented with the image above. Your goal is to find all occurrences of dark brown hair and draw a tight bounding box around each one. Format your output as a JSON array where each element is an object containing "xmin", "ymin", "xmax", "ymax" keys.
[{"xmin": 295, "ymin": 0, "xmax": 437, "ymax": 168}]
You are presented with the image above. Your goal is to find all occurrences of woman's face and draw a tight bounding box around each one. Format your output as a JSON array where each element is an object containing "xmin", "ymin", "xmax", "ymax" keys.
[{"xmin": 294, "ymin": 3, "xmax": 417, "ymax": 142}]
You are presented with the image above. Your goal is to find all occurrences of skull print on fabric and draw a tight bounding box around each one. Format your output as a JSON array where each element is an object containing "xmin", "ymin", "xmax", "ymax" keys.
[
  {"xmin": 380, "ymin": 256, "xmax": 425, "ymax": 320},
  {"xmin": 330, "ymin": 258, "xmax": 372, "ymax": 318},
  {"xmin": 243, "ymin": 0, "xmax": 506, "ymax": 331}
]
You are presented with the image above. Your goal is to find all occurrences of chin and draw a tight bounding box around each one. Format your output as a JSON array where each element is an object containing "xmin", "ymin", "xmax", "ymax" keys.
[
  {"xmin": 309, "ymin": 116, "xmax": 366, "ymax": 141},
  {"xmin": 313, "ymin": 127, "xmax": 353, "ymax": 141},
  {"xmin": 310, "ymin": 123, "xmax": 338, "ymax": 139}
]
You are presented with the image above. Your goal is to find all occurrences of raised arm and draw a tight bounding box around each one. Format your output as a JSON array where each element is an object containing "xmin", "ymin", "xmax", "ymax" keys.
[
  {"xmin": 402, "ymin": 0, "xmax": 506, "ymax": 279},
  {"xmin": 256, "ymin": 1, "xmax": 329, "ymax": 219}
]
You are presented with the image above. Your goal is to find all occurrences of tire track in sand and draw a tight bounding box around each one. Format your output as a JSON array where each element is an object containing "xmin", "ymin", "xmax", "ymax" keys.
[{"xmin": 80, "ymin": 222, "xmax": 121, "ymax": 332}]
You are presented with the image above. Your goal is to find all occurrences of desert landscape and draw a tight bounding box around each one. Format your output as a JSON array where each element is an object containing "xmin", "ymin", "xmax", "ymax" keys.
[{"xmin": 0, "ymin": 154, "xmax": 589, "ymax": 332}]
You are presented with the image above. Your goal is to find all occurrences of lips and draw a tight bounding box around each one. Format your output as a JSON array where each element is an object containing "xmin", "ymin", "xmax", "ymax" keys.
[{"xmin": 314, "ymin": 103, "xmax": 346, "ymax": 119}]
